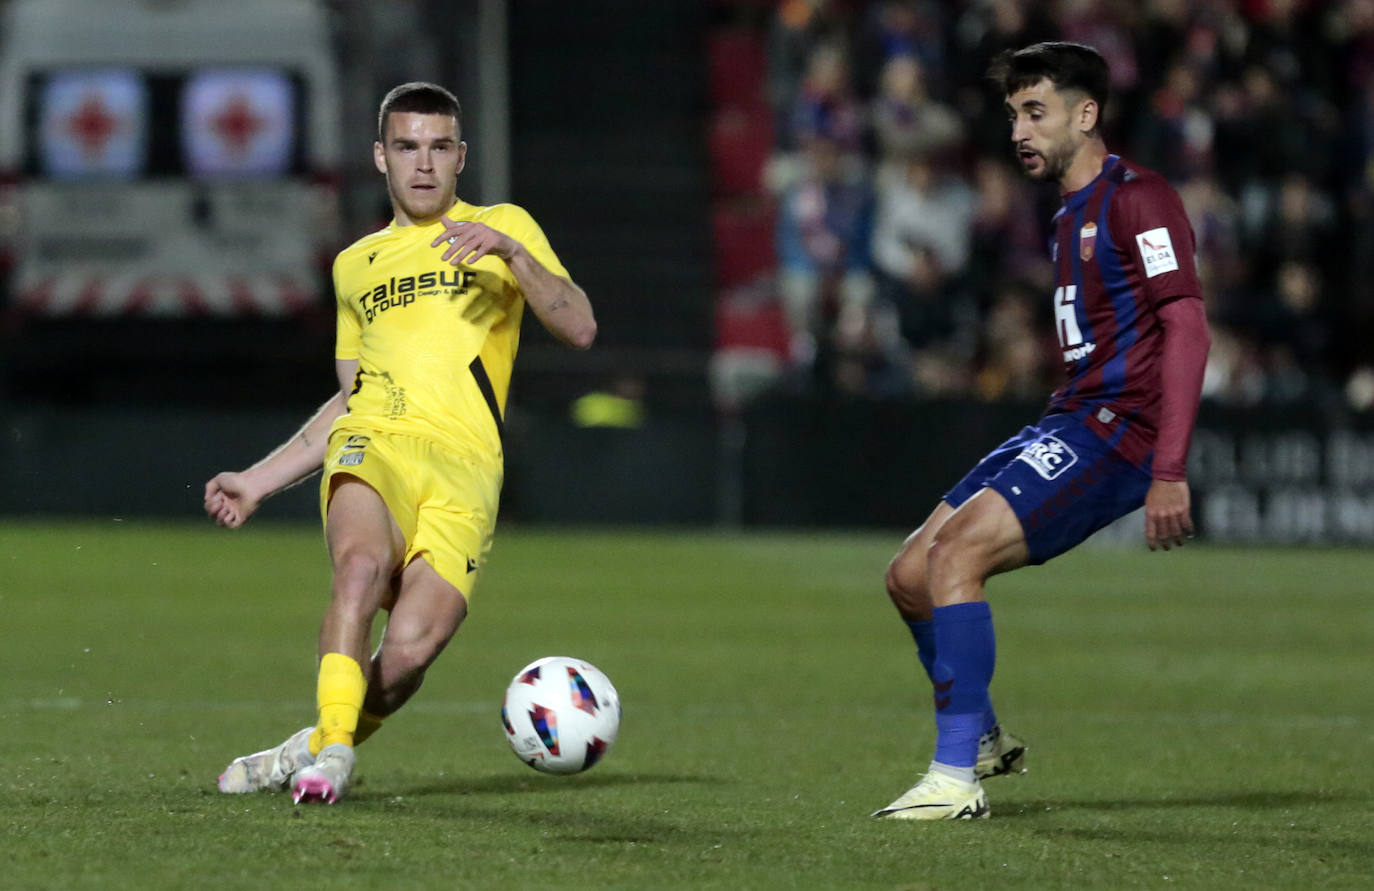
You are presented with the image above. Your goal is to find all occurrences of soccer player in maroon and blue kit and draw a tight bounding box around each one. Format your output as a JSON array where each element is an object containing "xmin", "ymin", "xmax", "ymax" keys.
[{"xmin": 872, "ymin": 42, "xmax": 1211, "ymax": 820}]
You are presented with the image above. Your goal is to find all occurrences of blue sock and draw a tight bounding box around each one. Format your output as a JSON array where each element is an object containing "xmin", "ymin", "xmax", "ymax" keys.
[
  {"xmin": 904, "ymin": 618, "xmax": 937, "ymax": 680},
  {"xmin": 931, "ymin": 601, "xmax": 996, "ymax": 769},
  {"xmin": 910, "ymin": 616, "xmax": 1000, "ymax": 735},
  {"xmin": 982, "ymin": 706, "xmax": 1000, "ymax": 736}
]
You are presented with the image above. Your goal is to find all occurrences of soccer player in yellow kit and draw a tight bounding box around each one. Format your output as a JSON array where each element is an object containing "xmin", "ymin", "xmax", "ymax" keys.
[{"xmin": 204, "ymin": 82, "xmax": 596, "ymax": 804}]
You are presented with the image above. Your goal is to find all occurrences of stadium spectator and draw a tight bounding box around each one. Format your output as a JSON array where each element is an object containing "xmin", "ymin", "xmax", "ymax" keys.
[
  {"xmin": 869, "ymin": 53, "xmax": 963, "ymax": 163},
  {"xmin": 1255, "ymin": 259, "xmax": 1337, "ymax": 403},
  {"xmin": 788, "ymin": 40, "xmax": 865, "ymax": 153},
  {"xmin": 1131, "ymin": 59, "xmax": 1214, "ymax": 183},
  {"xmin": 972, "ymin": 282, "xmax": 1053, "ymax": 402},
  {"xmin": 824, "ymin": 295, "xmax": 914, "ymax": 397},
  {"xmin": 774, "ymin": 130, "xmax": 875, "ymax": 365},
  {"xmin": 870, "ymin": 150, "xmax": 977, "ymax": 380},
  {"xmin": 966, "ymin": 156, "xmax": 1053, "ymax": 300},
  {"xmin": 766, "ymin": 0, "xmax": 852, "ymax": 149},
  {"xmin": 851, "ymin": 1, "xmax": 951, "ymax": 100}
]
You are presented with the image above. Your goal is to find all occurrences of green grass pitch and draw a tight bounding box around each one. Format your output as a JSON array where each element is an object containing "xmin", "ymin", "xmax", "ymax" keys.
[{"xmin": 2, "ymin": 520, "xmax": 1371, "ymax": 889}]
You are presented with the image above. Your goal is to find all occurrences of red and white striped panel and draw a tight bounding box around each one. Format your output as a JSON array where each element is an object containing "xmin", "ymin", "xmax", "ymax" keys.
[{"xmin": 16, "ymin": 273, "xmax": 317, "ymax": 317}]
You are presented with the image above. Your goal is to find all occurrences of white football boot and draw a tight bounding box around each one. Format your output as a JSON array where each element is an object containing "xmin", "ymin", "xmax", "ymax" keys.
[
  {"xmin": 872, "ymin": 771, "xmax": 990, "ymax": 820},
  {"xmin": 975, "ymin": 726, "xmax": 1027, "ymax": 779},
  {"xmin": 217, "ymin": 726, "xmax": 315, "ymax": 794},
  {"xmin": 291, "ymin": 743, "xmax": 355, "ymax": 804}
]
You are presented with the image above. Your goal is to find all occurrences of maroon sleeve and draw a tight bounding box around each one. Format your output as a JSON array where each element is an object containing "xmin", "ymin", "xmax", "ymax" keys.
[
  {"xmin": 1153, "ymin": 296, "xmax": 1211, "ymax": 480},
  {"xmin": 1110, "ymin": 173, "xmax": 1202, "ymax": 307}
]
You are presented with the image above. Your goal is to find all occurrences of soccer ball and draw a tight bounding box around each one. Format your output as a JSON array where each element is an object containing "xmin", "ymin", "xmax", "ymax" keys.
[{"xmin": 501, "ymin": 656, "xmax": 621, "ymax": 775}]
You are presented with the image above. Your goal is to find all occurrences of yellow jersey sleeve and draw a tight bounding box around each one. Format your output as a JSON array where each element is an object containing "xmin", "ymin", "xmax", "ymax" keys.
[
  {"xmin": 479, "ymin": 203, "xmax": 570, "ymax": 281},
  {"xmin": 333, "ymin": 255, "xmax": 362, "ymax": 361}
]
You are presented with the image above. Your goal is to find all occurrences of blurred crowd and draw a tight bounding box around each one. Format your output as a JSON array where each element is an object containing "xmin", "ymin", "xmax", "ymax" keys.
[{"xmin": 708, "ymin": 0, "xmax": 1374, "ymax": 415}]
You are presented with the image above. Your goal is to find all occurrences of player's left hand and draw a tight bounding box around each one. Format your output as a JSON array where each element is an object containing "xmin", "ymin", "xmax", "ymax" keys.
[
  {"xmin": 1144, "ymin": 479, "xmax": 1193, "ymax": 551},
  {"xmin": 431, "ymin": 215, "xmax": 518, "ymax": 266}
]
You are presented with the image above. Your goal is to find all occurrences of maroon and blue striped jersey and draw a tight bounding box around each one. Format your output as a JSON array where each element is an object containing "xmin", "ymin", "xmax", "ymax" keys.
[{"xmin": 1043, "ymin": 155, "xmax": 1202, "ymax": 468}]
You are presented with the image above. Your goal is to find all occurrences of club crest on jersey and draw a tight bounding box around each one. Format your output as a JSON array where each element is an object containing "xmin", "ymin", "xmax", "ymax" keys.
[
  {"xmin": 1135, "ymin": 227, "xmax": 1179, "ymax": 277},
  {"xmin": 1079, "ymin": 222, "xmax": 1097, "ymax": 261},
  {"xmin": 1015, "ymin": 435, "xmax": 1078, "ymax": 480}
]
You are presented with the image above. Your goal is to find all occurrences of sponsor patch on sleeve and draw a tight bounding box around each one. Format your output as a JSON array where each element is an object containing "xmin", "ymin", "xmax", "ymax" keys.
[{"xmin": 1135, "ymin": 227, "xmax": 1179, "ymax": 278}]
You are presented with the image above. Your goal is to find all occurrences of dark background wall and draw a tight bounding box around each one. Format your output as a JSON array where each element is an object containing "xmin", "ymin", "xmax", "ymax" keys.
[{"xmin": 7, "ymin": 398, "xmax": 1374, "ymax": 548}]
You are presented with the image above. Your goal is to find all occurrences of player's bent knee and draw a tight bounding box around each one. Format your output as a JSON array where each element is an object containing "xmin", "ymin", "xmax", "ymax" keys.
[
  {"xmin": 884, "ymin": 550, "xmax": 935, "ymax": 619},
  {"xmin": 331, "ymin": 550, "xmax": 392, "ymax": 610},
  {"xmin": 884, "ymin": 554, "xmax": 922, "ymax": 600},
  {"xmin": 925, "ymin": 534, "xmax": 989, "ymax": 592},
  {"xmin": 381, "ymin": 629, "xmax": 452, "ymax": 678}
]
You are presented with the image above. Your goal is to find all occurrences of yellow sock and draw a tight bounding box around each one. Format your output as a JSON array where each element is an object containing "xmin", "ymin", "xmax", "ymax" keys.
[
  {"xmin": 311, "ymin": 652, "xmax": 366, "ymax": 752},
  {"xmin": 353, "ymin": 709, "xmax": 385, "ymax": 746},
  {"xmin": 311, "ymin": 706, "xmax": 383, "ymax": 754}
]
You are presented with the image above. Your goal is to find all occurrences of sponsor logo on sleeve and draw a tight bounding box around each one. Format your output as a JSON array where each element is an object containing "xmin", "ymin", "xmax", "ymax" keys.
[{"xmin": 1135, "ymin": 227, "xmax": 1179, "ymax": 277}]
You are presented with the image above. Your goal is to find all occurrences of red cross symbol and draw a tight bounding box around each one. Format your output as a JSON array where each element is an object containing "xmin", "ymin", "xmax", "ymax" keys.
[
  {"xmin": 210, "ymin": 94, "xmax": 265, "ymax": 156},
  {"xmin": 66, "ymin": 92, "xmax": 119, "ymax": 161}
]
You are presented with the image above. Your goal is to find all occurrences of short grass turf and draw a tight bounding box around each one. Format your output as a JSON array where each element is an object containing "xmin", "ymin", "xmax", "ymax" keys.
[{"xmin": 2, "ymin": 520, "xmax": 1371, "ymax": 890}]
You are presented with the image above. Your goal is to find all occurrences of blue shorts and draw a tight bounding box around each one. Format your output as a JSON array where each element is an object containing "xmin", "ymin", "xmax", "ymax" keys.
[{"xmin": 943, "ymin": 412, "xmax": 1152, "ymax": 565}]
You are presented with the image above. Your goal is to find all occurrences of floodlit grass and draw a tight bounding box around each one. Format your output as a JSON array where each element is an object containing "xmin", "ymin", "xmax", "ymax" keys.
[{"xmin": 2, "ymin": 520, "xmax": 1371, "ymax": 889}]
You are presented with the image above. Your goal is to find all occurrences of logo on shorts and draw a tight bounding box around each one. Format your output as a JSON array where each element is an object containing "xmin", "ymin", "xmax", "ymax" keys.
[
  {"xmin": 338, "ymin": 434, "xmax": 369, "ymax": 467},
  {"xmin": 1015, "ymin": 435, "xmax": 1078, "ymax": 480}
]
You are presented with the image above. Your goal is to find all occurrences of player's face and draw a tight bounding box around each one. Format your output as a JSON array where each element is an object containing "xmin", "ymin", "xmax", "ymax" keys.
[
  {"xmin": 1005, "ymin": 79, "xmax": 1092, "ymax": 185},
  {"xmin": 374, "ymin": 112, "xmax": 467, "ymax": 225}
]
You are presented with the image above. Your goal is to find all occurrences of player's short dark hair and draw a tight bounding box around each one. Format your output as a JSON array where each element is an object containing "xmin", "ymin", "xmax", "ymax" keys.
[
  {"xmin": 987, "ymin": 42, "xmax": 1110, "ymax": 118},
  {"xmin": 376, "ymin": 82, "xmax": 463, "ymax": 142}
]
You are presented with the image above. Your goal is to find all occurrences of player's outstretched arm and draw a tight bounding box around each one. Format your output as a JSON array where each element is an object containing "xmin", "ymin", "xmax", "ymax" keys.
[
  {"xmin": 508, "ymin": 250, "xmax": 596, "ymax": 349},
  {"xmin": 203, "ymin": 359, "xmax": 357, "ymax": 528},
  {"xmin": 432, "ymin": 215, "xmax": 596, "ymax": 349}
]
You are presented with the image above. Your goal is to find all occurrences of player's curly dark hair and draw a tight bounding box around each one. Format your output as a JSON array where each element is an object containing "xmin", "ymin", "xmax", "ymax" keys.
[
  {"xmin": 987, "ymin": 42, "xmax": 1110, "ymax": 122},
  {"xmin": 376, "ymin": 82, "xmax": 463, "ymax": 143}
]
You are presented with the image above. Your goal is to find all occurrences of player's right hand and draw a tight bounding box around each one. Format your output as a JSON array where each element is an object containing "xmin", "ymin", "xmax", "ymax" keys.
[
  {"xmin": 1144, "ymin": 478, "xmax": 1193, "ymax": 551},
  {"xmin": 204, "ymin": 472, "xmax": 261, "ymax": 529}
]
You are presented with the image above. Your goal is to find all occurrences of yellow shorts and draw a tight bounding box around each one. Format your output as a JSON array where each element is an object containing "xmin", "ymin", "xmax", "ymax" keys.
[{"xmin": 319, "ymin": 425, "xmax": 502, "ymax": 600}]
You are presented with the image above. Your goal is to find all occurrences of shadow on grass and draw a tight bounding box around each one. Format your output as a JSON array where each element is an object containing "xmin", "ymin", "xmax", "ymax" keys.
[
  {"xmin": 452, "ymin": 803, "xmax": 732, "ymax": 845},
  {"xmin": 986, "ymin": 791, "xmax": 1374, "ymax": 860},
  {"xmin": 342, "ymin": 776, "xmax": 747, "ymax": 846},
  {"xmin": 997, "ymin": 789, "xmax": 1363, "ymax": 818},
  {"xmin": 382, "ymin": 770, "xmax": 724, "ymax": 798}
]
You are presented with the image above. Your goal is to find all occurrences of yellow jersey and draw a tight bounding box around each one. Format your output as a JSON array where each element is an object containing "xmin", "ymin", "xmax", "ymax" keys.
[{"xmin": 330, "ymin": 199, "xmax": 570, "ymax": 464}]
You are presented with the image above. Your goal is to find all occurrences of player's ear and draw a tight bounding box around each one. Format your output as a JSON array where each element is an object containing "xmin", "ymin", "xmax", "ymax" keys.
[
  {"xmin": 373, "ymin": 141, "xmax": 388, "ymax": 175},
  {"xmin": 455, "ymin": 141, "xmax": 468, "ymax": 176},
  {"xmin": 1078, "ymin": 97, "xmax": 1099, "ymax": 135}
]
